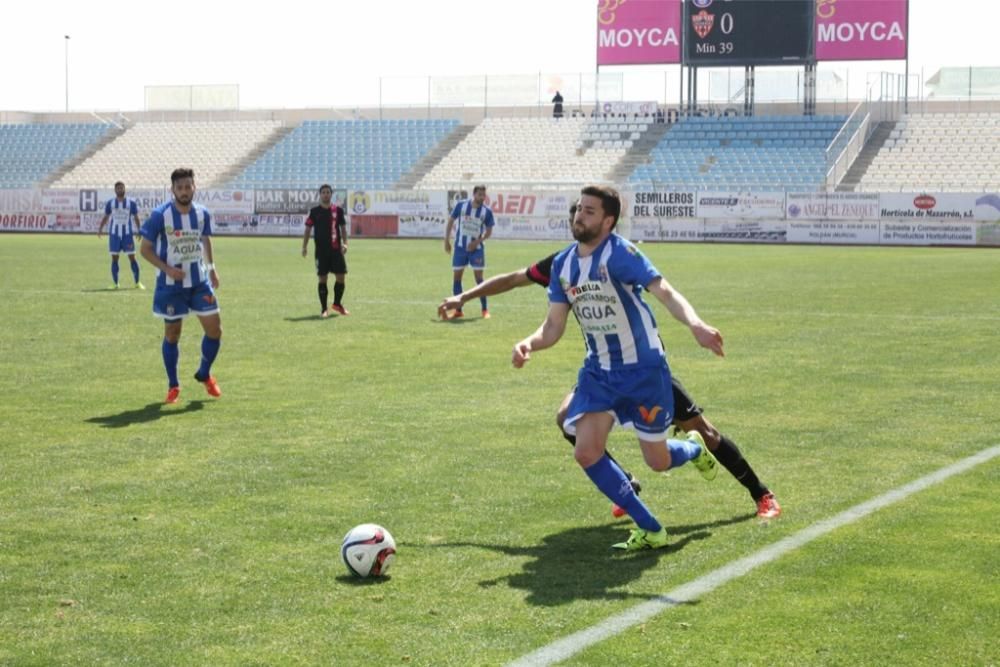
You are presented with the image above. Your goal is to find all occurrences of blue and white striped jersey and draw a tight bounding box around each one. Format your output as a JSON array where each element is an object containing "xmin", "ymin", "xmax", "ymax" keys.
[
  {"xmin": 104, "ymin": 198, "xmax": 138, "ymax": 236},
  {"xmin": 450, "ymin": 199, "xmax": 495, "ymax": 250},
  {"xmin": 548, "ymin": 234, "xmax": 665, "ymax": 371},
  {"xmin": 140, "ymin": 201, "xmax": 213, "ymax": 289}
]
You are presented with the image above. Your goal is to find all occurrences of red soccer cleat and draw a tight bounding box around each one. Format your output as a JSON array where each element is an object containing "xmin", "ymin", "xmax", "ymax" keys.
[
  {"xmin": 165, "ymin": 386, "xmax": 180, "ymax": 404},
  {"xmin": 199, "ymin": 376, "xmax": 222, "ymax": 398},
  {"xmin": 481, "ymin": 309, "xmax": 491, "ymax": 319},
  {"xmin": 331, "ymin": 304, "xmax": 350, "ymax": 316},
  {"xmin": 756, "ymin": 492, "xmax": 782, "ymax": 519}
]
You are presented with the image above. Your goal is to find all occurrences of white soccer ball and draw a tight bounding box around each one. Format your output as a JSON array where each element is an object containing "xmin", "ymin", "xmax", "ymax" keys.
[{"xmin": 341, "ymin": 523, "xmax": 396, "ymax": 578}]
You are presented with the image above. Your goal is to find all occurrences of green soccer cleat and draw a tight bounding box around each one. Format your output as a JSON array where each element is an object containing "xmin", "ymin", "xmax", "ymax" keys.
[
  {"xmin": 135, "ymin": 282, "xmax": 146, "ymax": 290},
  {"xmin": 612, "ymin": 527, "xmax": 669, "ymax": 551},
  {"xmin": 688, "ymin": 431, "xmax": 719, "ymax": 481}
]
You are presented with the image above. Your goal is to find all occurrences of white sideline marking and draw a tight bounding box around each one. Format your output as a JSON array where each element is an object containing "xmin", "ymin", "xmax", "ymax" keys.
[{"xmin": 508, "ymin": 445, "xmax": 1000, "ymax": 667}]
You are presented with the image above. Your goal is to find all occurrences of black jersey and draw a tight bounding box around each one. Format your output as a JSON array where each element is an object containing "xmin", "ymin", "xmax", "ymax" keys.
[
  {"xmin": 305, "ymin": 205, "xmax": 346, "ymax": 252},
  {"xmin": 525, "ymin": 253, "xmax": 556, "ymax": 287}
]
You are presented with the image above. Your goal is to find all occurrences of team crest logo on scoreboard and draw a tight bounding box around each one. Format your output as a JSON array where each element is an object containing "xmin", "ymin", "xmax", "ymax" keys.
[
  {"xmin": 349, "ymin": 191, "xmax": 371, "ymax": 215},
  {"xmin": 692, "ymin": 0, "xmax": 713, "ymax": 7},
  {"xmin": 691, "ymin": 9, "xmax": 714, "ymax": 39}
]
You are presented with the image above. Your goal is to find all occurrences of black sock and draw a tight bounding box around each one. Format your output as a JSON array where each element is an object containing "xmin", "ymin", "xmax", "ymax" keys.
[
  {"xmin": 318, "ymin": 284, "xmax": 329, "ymax": 312},
  {"xmin": 714, "ymin": 434, "xmax": 769, "ymax": 500},
  {"xmin": 334, "ymin": 282, "xmax": 345, "ymax": 306}
]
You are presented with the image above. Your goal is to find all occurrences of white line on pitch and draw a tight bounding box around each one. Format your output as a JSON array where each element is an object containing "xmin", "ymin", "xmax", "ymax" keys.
[{"xmin": 508, "ymin": 445, "xmax": 1000, "ymax": 667}]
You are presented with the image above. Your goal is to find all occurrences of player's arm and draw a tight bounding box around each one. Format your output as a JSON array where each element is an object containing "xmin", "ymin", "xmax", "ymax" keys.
[
  {"xmin": 512, "ymin": 302, "xmax": 570, "ymax": 368},
  {"xmin": 132, "ymin": 212, "xmax": 142, "ymax": 237},
  {"xmin": 140, "ymin": 238, "xmax": 184, "ymax": 281},
  {"xmin": 97, "ymin": 214, "xmax": 109, "ymax": 237},
  {"xmin": 444, "ymin": 214, "xmax": 455, "ymax": 253},
  {"xmin": 336, "ymin": 207, "xmax": 348, "ymax": 255},
  {"xmin": 438, "ymin": 268, "xmax": 533, "ymax": 318},
  {"xmin": 646, "ymin": 277, "xmax": 724, "ymax": 357},
  {"xmin": 301, "ymin": 218, "xmax": 312, "ymax": 257},
  {"xmin": 202, "ymin": 236, "xmax": 219, "ymax": 289}
]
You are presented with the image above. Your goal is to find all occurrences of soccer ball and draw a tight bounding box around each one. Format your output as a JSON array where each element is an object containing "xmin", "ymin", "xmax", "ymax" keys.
[{"xmin": 341, "ymin": 523, "xmax": 396, "ymax": 578}]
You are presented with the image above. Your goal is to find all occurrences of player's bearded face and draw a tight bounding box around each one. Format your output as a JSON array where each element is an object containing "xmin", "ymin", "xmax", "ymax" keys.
[
  {"xmin": 320, "ymin": 189, "xmax": 332, "ymax": 205},
  {"xmin": 172, "ymin": 178, "xmax": 195, "ymax": 206},
  {"xmin": 572, "ymin": 197, "xmax": 608, "ymax": 243}
]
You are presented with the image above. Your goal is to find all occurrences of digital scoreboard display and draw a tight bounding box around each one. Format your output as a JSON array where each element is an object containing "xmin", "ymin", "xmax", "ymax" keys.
[{"xmin": 683, "ymin": 0, "xmax": 814, "ymax": 66}]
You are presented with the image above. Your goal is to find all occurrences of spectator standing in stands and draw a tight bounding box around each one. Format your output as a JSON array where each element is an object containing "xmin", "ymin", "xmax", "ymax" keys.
[
  {"xmin": 97, "ymin": 181, "xmax": 144, "ymax": 289},
  {"xmin": 302, "ymin": 184, "xmax": 349, "ymax": 317},
  {"xmin": 552, "ymin": 90, "xmax": 564, "ymax": 119},
  {"xmin": 443, "ymin": 184, "xmax": 494, "ymax": 319},
  {"xmin": 139, "ymin": 168, "xmax": 222, "ymax": 404}
]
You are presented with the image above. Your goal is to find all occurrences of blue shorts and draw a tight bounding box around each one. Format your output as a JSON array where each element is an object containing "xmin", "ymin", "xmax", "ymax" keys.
[
  {"xmin": 109, "ymin": 232, "xmax": 136, "ymax": 255},
  {"xmin": 153, "ymin": 282, "xmax": 220, "ymax": 321},
  {"xmin": 452, "ymin": 244, "xmax": 486, "ymax": 270},
  {"xmin": 562, "ymin": 361, "xmax": 675, "ymax": 442}
]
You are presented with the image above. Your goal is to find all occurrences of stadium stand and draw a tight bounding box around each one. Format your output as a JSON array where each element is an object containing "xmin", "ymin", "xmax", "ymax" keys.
[
  {"xmin": 227, "ymin": 119, "xmax": 460, "ymax": 190},
  {"xmin": 52, "ymin": 120, "xmax": 283, "ymax": 188},
  {"xmin": 415, "ymin": 117, "xmax": 627, "ymax": 189},
  {"xmin": 857, "ymin": 113, "xmax": 1000, "ymax": 192},
  {"xmin": 627, "ymin": 114, "xmax": 847, "ymax": 191},
  {"xmin": 0, "ymin": 123, "xmax": 114, "ymax": 189}
]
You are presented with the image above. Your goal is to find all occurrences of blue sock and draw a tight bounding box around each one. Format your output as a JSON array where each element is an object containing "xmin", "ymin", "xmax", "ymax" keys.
[
  {"xmin": 452, "ymin": 280, "xmax": 462, "ymax": 297},
  {"xmin": 584, "ymin": 455, "xmax": 661, "ymax": 532},
  {"xmin": 162, "ymin": 339, "xmax": 179, "ymax": 388},
  {"xmin": 667, "ymin": 437, "xmax": 702, "ymax": 469},
  {"xmin": 196, "ymin": 336, "xmax": 221, "ymax": 380},
  {"xmin": 129, "ymin": 257, "xmax": 140, "ymax": 283},
  {"xmin": 111, "ymin": 260, "xmax": 119, "ymax": 285},
  {"xmin": 476, "ymin": 277, "xmax": 487, "ymax": 311}
]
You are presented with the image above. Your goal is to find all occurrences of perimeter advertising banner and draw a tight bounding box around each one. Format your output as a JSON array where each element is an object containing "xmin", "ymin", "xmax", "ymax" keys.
[
  {"xmin": 815, "ymin": 0, "xmax": 908, "ymax": 62},
  {"xmin": 696, "ymin": 191, "xmax": 786, "ymax": 219},
  {"xmin": 597, "ymin": 0, "xmax": 682, "ymax": 65},
  {"xmin": 786, "ymin": 192, "xmax": 880, "ymax": 220},
  {"xmin": 879, "ymin": 193, "xmax": 1000, "ymax": 222}
]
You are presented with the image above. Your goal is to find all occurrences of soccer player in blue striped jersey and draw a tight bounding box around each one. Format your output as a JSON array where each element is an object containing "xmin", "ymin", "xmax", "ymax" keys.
[
  {"xmin": 444, "ymin": 185, "xmax": 495, "ymax": 319},
  {"xmin": 512, "ymin": 185, "xmax": 725, "ymax": 551},
  {"xmin": 139, "ymin": 168, "xmax": 223, "ymax": 405},
  {"xmin": 97, "ymin": 181, "xmax": 144, "ymax": 289}
]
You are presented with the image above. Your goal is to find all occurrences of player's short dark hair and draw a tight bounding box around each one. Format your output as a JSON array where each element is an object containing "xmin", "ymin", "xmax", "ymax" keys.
[
  {"xmin": 569, "ymin": 201, "xmax": 577, "ymax": 218},
  {"xmin": 580, "ymin": 185, "xmax": 621, "ymax": 228},
  {"xmin": 171, "ymin": 168, "xmax": 195, "ymax": 184},
  {"xmin": 319, "ymin": 184, "xmax": 333, "ymax": 193},
  {"xmin": 114, "ymin": 181, "xmax": 124, "ymax": 188},
  {"xmin": 472, "ymin": 185, "xmax": 486, "ymax": 196}
]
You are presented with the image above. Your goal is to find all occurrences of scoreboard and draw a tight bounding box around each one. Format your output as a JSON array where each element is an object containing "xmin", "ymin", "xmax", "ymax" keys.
[{"xmin": 683, "ymin": 0, "xmax": 814, "ymax": 66}]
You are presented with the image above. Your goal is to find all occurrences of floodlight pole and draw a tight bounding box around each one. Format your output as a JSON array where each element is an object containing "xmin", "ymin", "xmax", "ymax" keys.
[{"xmin": 64, "ymin": 35, "xmax": 70, "ymax": 113}]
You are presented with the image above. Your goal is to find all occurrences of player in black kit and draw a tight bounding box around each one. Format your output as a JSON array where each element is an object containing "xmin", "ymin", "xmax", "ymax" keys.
[
  {"xmin": 437, "ymin": 202, "xmax": 781, "ymax": 519},
  {"xmin": 302, "ymin": 184, "xmax": 349, "ymax": 317}
]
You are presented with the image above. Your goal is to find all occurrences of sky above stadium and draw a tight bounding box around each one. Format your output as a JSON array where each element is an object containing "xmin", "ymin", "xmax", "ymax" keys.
[{"xmin": 0, "ymin": 0, "xmax": 994, "ymax": 113}]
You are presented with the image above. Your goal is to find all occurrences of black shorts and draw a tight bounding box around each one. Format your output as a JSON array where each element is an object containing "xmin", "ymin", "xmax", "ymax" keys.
[
  {"xmin": 671, "ymin": 376, "xmax": 704, "ymax": 423},
  {"xmin": 315, "ymin": 250, "xmax": 347, "ymax": 276}
]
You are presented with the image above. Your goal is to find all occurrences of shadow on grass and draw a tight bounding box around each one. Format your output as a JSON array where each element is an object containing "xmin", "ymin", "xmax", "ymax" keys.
[
  {"xmin": 284, "ymin": 314, "xmax": 336, "ymax": 322},
  {"xmin": 430, "ymin": 317, "xmax": 478, "ymax": 325},
  {"xmin": 426, "ymin": 515, "xmax": 751, "ymax": 606},
  {"xmin": 86, "ymin": 400, "xmax": 207, "ymax": 428},
  {"xmin": 81, "ymin": 287, "xmax": 131, "ymax": 293},
  {"xmin": 335, "ymin": 574, "xmax": 394, "ymax": 586}
]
